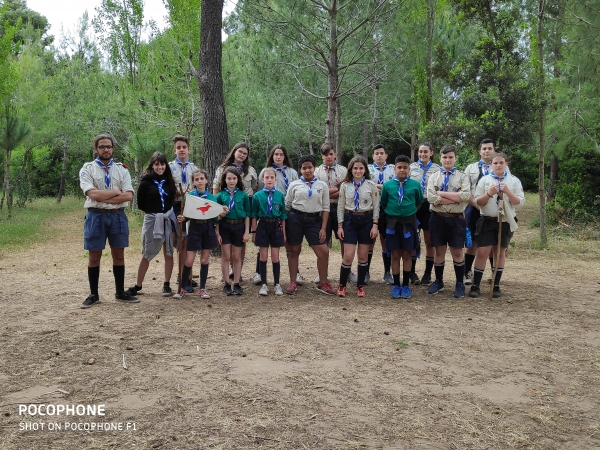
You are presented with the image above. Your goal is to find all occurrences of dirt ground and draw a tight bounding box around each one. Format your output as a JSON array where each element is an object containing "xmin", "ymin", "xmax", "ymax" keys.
[{"xmin": 1, "ymin": 198, "xmax": 600, "ymax": 450}]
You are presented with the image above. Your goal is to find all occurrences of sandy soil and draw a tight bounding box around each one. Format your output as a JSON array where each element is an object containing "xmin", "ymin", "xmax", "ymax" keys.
[{"xmin": 1, "ymin": 200, "xmax": 600, "ymax": 449}]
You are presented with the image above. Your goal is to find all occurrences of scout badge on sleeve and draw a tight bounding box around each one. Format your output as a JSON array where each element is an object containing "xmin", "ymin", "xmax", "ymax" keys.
[{"xmin": 183, "ymin": 194, "xmax": 225, "ymax": 220}]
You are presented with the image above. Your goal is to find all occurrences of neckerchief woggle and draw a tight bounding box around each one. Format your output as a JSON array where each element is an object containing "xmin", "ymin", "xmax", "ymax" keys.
[
  {"xmin": 300, "ymin": 176, "xmax": 315, "ymax": 198},
  {"xmin": 372, "ymin": 162, "xmax": 388, "ymax": 185},
  {"xmin": 175, "ymin": 157, "xmax": 189, "ymax": 184},
  {"xmin": 95, "ymin": 158, "xmax": 113, "ymax": 188},
  {"xmin": 418, "ymin": 160, "xmax": 433, "ymax": 193},
  {"xmin": 440, "ymin": 168, "xmax": 456, "ymax": 192},
  {"xmin": 490, "ymin": 171, "xmax": 507, "ymax": 193},
  {"xmin": 263, "ymin": 186, "xmax": 276, "ymax": 215},
  {"xmin": 272, "ymin": 164, "xmax": 289, "ymax": 190},
  {"xmin": 352, "ymin": 178, "xmax": 365, "ymax": 211},
  {"xmin": 152, "ymin": 179, "xmax": 168, "ymax": 211},
  {"xmin": 225, "ymin": 187, "xmax": 238, "ymax": 210}
]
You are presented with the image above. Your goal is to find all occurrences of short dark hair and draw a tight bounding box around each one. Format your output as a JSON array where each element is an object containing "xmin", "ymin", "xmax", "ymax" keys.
[
  {"xmin": 93, "ymin": 134, "xmax": 115, "ymax": 149},
  {"xmin": 320, "ymin": 142, "xmax": 335, "ymax": 155},
  {"xmin": 298, "ymin": 154, "xmax": 316, "ymax": 169},
  {"xmin": 172, "ymin": 135, "xmax": 189, "ymax": 146},
  {"xmin": 479, "ymin": 138, "xmax": 494, "ymax": 149},
  {"xmin": 373, "ymin": 144, "xmax": 386, "ymax": 152},
  {"xmin": 394, "ymin": 155, "xmax": 411, "ymax": 165},
  {"xmin": 440, "ymin": 145, "xmax": 457, "ymax": 155}
]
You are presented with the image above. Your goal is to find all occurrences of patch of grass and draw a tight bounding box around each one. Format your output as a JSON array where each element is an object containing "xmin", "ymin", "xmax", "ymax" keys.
[
  {"xmin": 395, "ymin": 340, "xmax": 408, "ymax": 348},
  {"xmin": 0, "ymin": 196, "xmax": 83, "ymax": 256}
]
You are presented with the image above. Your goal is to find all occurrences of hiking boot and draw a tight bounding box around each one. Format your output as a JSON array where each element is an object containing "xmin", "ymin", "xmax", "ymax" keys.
[
  {"xmin": 420, "ymin": 273, "xmax": 432, "ymax": 286},
  {"xmin": 274, "ymin": 284, "xmax": 283, "ymax": 295},
  {"xmin": 383, "ymin": 272, "xmax": 394, "ymax": 285},
  {"xmin": 337, "ymin": 284, "xmax": 347, "ymax": 297},
  {"xmin": 316, "ymin": 282, "xmax": 335, "ymax": 295},
  {"xmin": 493, "ymin": 286, "xmax": 502, "ymax": 298},
  {"xmin": 198, "ymin": 289, "xmax": 210, "ymax": 299},
  {"xmin": 356, "ymin": 286, "xmax": 365, "ymax": 297},
  {"xmin": 259, "ymin": 284, "xmax": 269, "ymax": 296},
  {"xmin": 80, "ymin": 294, "xmax": 99, "ymax": 309},
  {"xmin": 252, "ymin": 273, "xmax": 262, "ymax": 285},
  {"xmin": 401, "ymin": 286, "xmax": 412, "ymax": 299},
  {"xmin": 390, "ymin": 285, "xmax": 402, "ymax": 299},
  {"xmin": 115, "ymin": 291, "xmax": 140, "ymax": 303},
  {"xmin": 454, "ymin": 282, "xmax": 466, "ymax": 298},
  {"xmin": 233, "ymin": 283, "xmax": 243, "ymax": 295},
  {"xmin": 173, "ymin": 288, "xmax": 186, "ymax": 299},
  {"xmin": 409, "ymin": 272, "xmax": 421, "ymax": 286},
  {"xmin": 464, "ymin": 270, "xmax": 473, "ymax": 285},
  {"xmin": 223, "ymin": 283, "xmax": 233, "ymax": 296},
  {"xmin": 162, "ymin": 284, "xmax": 173, "ymax": 297},
  {"xmin": 468, "ymin": 285, "xmax": 480, "ymax": 298},
  {"xmin": 428, "ymin": 280, "xmax": 445, "ymax": 295},
  {"xmin": 286, "ymin": 281, "xmax": 298, "ymax": 295}
]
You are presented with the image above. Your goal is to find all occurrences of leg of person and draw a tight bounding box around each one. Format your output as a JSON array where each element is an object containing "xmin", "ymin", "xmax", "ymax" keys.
[
  {"xmin": 381, "ymin": 234, "xmax": 393, "ymax": 284},
  {"xmin": 338, "ymin": 242, "xmax": 355, "ymax": 296},
  {"xmin": 259, "ymin": 246, "xmax": 269, "ymax": 296},
  {"xmin": 231, "ymin": 245, "xmax": 243, "ymax": 295},
  {"xmin": 112, "ymin": 247, "xmax": 138, "ymax": 303},
  {"xmin": 82, "ymin": 250, "xmax": 103, "ymax": 308},
  {"xmin": 469, "ymin": 245, "xmax": 490, "ymax": 298},
  {"xmin": 429, "ymin": 245, "xmax": 447, "ymax": 294},
  {"xmin": 198, "ymin": 249, "xmax": 211, "ymax": 298},
  {"xmin": 286, "ymin": 244, "xmax": 301, "ymax": 294},
  {"xmin": 464, "ymin": 205, "xmax": 479, "ymax": 285},
  {"xmin": 421, "ymin": 230, "xmax": 435, "ymax": 286},
  {"xmin": 127, "ymin": 257, "xmax": 149, "ymax": 296},
  {"xmin": 271, "ymin": 247, "xmax": 282, "ymax": 295},
  {"xmin": 174, "ymin": 263, "xmax": 192, "ymax": 299},
  {"xmin": 313, "ymin": 243, "xmax": 335, "ymax": 295},
  {"xmin": 163, "ymin": 243, "xmax": 174, "ymax": 296},
  {"xmin": 355, "ymin": 243, "xmax": 370, "ymax": 297},
  {"xmin": 492, "ymin": 246, "xmax": 508, "ymax": 298},
  {"xmin": 450, "ymin": 246, "xmax": 466, "ymax": 298},
  {"xmin": 253, "ymin": 252, "xmax": 262, "ymax": 285},
  {"xmin": 390, "ymin": 248, "xmax": 402, "ymax": 298},
  {"xmin": 410, "ymin": 252, "xmax": 420, "ymax": 285},
  {"xmin": 488, "ymin": 247, "xmax": 495, "ymax": 283},
  {"xmin": 401, "ymin": 249, "xmax": 413, "ymax": 298},
  {"xmin": 221, "ymin": 243, "xmax": 233, "ymax": 295}
]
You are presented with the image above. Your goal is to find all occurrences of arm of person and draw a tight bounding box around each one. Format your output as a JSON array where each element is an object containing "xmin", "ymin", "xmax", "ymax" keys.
[
  {"xmin": 426, "ymin": 176, "xmax": 441, "ymax": 205},
  {"xmin": 251, "ymin": 217, "xmax": 257, "ymax": 244},
  {"xmin": 85, "ymin": 188, "xmax": 124, "ymax": 202},
  {"xmin": 103, "ymin": 190, "xmax": 134, "ymax": 204},
  {"xmin": 243, "ymin": 216, "xmax": 250, "ymax": 243},
  {"xmin": 319, "ymin": 211, "xmax": 329, "ymax": 244},
  {"xmin": 500, "ymin": 182, "xmax": 524, "ymax": 206},
  {"xmin": 337, "ymin": 183, "xmax": 346, "ymax": 224},
  {"xmin": 328, "ymin": 186, "xmax": 339, "ymax": 199},
  {"xmin": 436, "ymin": 191, "xmax": 464, "ymax": 203}
]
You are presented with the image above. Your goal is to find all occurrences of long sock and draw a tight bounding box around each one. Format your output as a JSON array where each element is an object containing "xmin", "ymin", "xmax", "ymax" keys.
[
  {"xmin": 473, "ymin": 268, "xmax": 484, "ymax": 287},
  {"xmin": 88, "ymin": 266, "xmax": 100, "ymax": 297},
  {"xmin": 339, "ymin": 264, "xmax": 351, "ymax": 287},
  {"xmin": 367, "ymin": 251, "xmax": 373, "ymax": 272},
  {"xmin": 393, "ymin": 273, "xmax": 400, "ymax": 286},
  {"xmin": 357, "ymin": 261, "xmax": 368, "ymax": 287},
  {"xmin": 425, "ymin": 256, "xmax": 434, "ymax": 275},
  {"xmin": 113, "ymin": 265, "xmax": 125, "ymax": 293},
  {"xmin": 382, "ymin": 251, "xmax": 391, "ymax": 273},
  {"xmin": 411, "ymin": 256, "xmax": 417, "ymax": 274},
  {"xmin": 200, "ymin": 263, "xmax": 209, "ymax": 289},
  {"xmin": 465, "ymin": 253, "xmax": 475, "ymax": 273},
  {"xmin": 434, "ymin": 262, "xmax": 445, "ymax": 281},
  {"xmin": 272, "ymin": 262, "xmax": 280, "ymax": 285},
  {"xmin": 489, "ymin": 256, "xmax": 494, "ymax": 271},
  {"xmin": 259, "ymin": 260, "xmax": 267, "ymax": 285},
  {"xmin": 453, "ymin": 260, "xmax": 465, "ymax": 283},
  {"xmin": 402, "ymin": 270, "xmax": 411, "ymax": 287},
  {"xmin": 494, "ymin": 268, "xmax": 504, "ymax": 287},
  {"xmin": 181, "ymin": 265, "xmax": 192, "ymax": 290},
  {"xmin": 256, "ymin": 253, "xmax": 261, "ymax": 273}
]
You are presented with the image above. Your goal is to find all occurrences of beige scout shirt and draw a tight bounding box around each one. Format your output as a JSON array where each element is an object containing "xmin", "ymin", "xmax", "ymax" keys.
[
  {"xmin": 475, "ymin": 173, "xmax": 525, "ymax": 231},
  {"xmin": 337, "ymin": 180, "xmax": 380, "ymax": 223},
  {"xmin": 314, "ymin": 164, "xmax": 347, "ymax": 204},
  {"xmin": 212, "ymin": 165, "xmax": 258, "ymax": 197},
  {"xmin": 169, "ymin": 159, "xmax": 199, "ymax": 197},
  {"xmin": 285, "ymin": 178, "xmax": 330, "ymax": 213},
  {"xmin": 426, "ymin": 169, "xmax": 471, "ymax": 214},
  {"xmin": 80, "ymin": 161, "xmax": 133, "ymax": 209},
  {"xmin": 409, "ymin": 161, "xmax": 441, "ymax": 194}
]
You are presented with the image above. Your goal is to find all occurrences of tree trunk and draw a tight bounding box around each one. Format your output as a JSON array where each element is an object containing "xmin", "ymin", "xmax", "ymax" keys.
[
  {"xmin": 362, "ymin": 118, "xmax": 369, "ymax": 157},
  {"xmin": 1, "ymin": 149, "xmax": 11, "ymax": 211},
  {"xmin": 425, "ymin": 0, "xmax": 435, "ymax": 123},
  {"xmin": 56, "ymin": 137, "xmax": 68, "ymax": 203},
  {"xmin": 132, "ymin": 154, "xmax": 140, "ymax": 210},
  {"xmin": 411, "ymin": 86, "xmax": 418, "ymax": 161},
  {"xmin": 371, "ymin": 43, "xmax": 380, "ymax": 147},
  {"xmin": 335, "ymin": 97, "xmax": 342, "ymax": 153},
  {"xmin": 537, "ymin": 0, "xmax": 547, "ymax": 245},
  {"xmin": 547, "ymin": 151, "xmax": 558, "ymax": 202},
  {"xmin": 325, "ymin": 6, "xmax": 339, "ymax": 145},
  {"xmin": 198, "ymin": 0, "xmax": 229, "ymax": 179}
]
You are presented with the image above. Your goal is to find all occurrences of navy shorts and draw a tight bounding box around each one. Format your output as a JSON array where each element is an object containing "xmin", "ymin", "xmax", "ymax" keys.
[
  {"xmin": 429, "ymin": 213, "xmax": 466, "ymax": 249},
  {"xmin": 465, "ymin": 204, "xmax": 480, "ymax": 234},
  {"xmin": 84, "ymin": 208, "xmax": 129, "ymax": 251},
  {"xmin": 385, "ymin": 219, "xmax": 418, "ymax": 252},
  {"xmin": 416, "ymin": 201, "xmax": 432, "ymax": 231},
  {"xmin": 378, "ymin": 211, "xmax": 387, "ymax": 236},
  {"xmin": 255, "ymin": 219, "xmax": 285, "ymax": 248},
  {"xmin": 286, "ymin": 210, "xmax": 323, "ymax": 246},
  {"xmin": 187, "ymin": 220, "xmax": 218, "ymax": 251},
  {"xmin": 342, "ymin": 213, "xmax": 374, "ymax": 246},
  {"xmin": 219, "ymin": 220, "xmax": 246, "ymax": 247},
  {"xmin": 326, "ymin": 204, "xmax": 341, "ymax": 242},
  {"xmin": 474, "ymin": 217, "xmax": 513, "ymax": 248}
]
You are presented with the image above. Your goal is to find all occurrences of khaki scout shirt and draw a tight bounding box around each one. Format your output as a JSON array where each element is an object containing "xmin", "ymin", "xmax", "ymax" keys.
[
  {"xmin": 314, "ymin": 164, "xmax": 347, "ymax": 204},
  {"xmin": 169, "ymin": 159, "xmax": 199, "ymax": 196},
  {"xmin": 285, "ymin": 178, "xmax": 330, "ymax": 213},
  {"xmin": 213, "ymin": 166, "xmax": 258, "ymax": 198},
  {"xmin": 79, "ymin": 161, "xmax": 133, "ymax": 209},
  {"xmin": 475, "ymin": 173, "xmax": 525, "ymax": 224},
  {"xmin": 409, "ymin": 161, "xmax": 441, "ymax": 194},
  {"xmin": 337, "ymin": 179, "xmax": 380, "ymax": 223},
  {"xmin": 426, "ymin": 169, "xmax": 470, "ymax": 214}
]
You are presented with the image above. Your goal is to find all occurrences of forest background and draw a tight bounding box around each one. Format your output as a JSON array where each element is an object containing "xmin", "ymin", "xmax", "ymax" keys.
[{"xmin": 0, "ymin": 0, "xmax": 598, "ymax": 236}]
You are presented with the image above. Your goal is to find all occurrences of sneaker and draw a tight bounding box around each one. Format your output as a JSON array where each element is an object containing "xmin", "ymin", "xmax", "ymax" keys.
[
  {"xmin": 356, "ymin": 286, "xmax": 365, "ymax": 297},
  {"xmin": 464, "ymin": 270, "xmax": 473, "ymax": 285},
  {"xmin": 185, "ymin": 281, "xmax": 194, "ymax": 293},
  {"xmin": 468, "ymin": 285, "xmax": 480, "ymax": 298},
  {"xmin": 190, "ymin": 279, "xmax": 198, "ymax": 288},
  {"xmin": 390, "ymin": 285, "xmax": 402, "ymax": 299},
  {"xmin": 173, "ymin": 288, "xmax": 186, "ymax": 299},
  {"xmin": 115, "ymin": 291, "xmax": 140, "ymax": 303},
  {"xmin": 274, "ymin": 284, "xmax": 284, "ymax": 295},
  {"xmin": 223, "ymin": 283, "xmax": 233, "ymax": 296},
  {"xmin": 316, "ymin": 282, "xmax": 335, "ymax": 295},
  {"xmin": 428, "ymin": 280, "xmax": 445, "ymax": 295},
  {"xmin": 198, "ymin": 289, "xmax": 210, "ymax": 299},
  {"xmin": 314, "ymin": 275, "xmax": 320, "ymax": 284},
  {"xmin": 383, "ymin": 272, "xmax": 394, "ymax": 285},
  {"xmin": 348, "ymin": 272, "xmax": 357, "ymax": 283},
  {"xmin": 492, "ymin": 286, "xmax": 502, "ymax": 298},
  {"xmin": 420, "ymin": 273, "xmax": 432, "ymax": 286},
  {"xmin": 233, "ymin": 283, "xmax": 243, "ymax": 295},
  {"xmin": 364, "ymin": 273, "xmax": 370, "ymax": 285},
  {"xmin": 162, "ymin": 285, "xmax": 173, "ymax": 297},
  {"xmin": 401, "ymin": 285, "xmax": 412, "ymax": 299},
  {"xmin": 252, "ymin": 273, "xmax": 262, "ymax": 285},
  {"xmin": 410, "ymin": 272, "xmax": 421, "ymax": 285},
  {"xmin": 337, "ymin": 285, "xmax": 346, "ymax": 297},
  {"xmin": 259, "ymin": 284, "xmax": 269, "ymax": 296},
  {"xmin": 80, "ymin": 294, "xmax": 99, "ymax": 309},
  {"xmin": 126, "ymin": 285, "xmax": 142, "ymax": 296},
  {"xmin": 286, "ymin": 281, "xmax": 298, "ymax": 295},
  {"xmin": 454, "ymin": 282, "xmax": 466, "ymax": 298},
  {"xmin": 296, "ymin": 273, "xmax": 304, "ymax": 286}
]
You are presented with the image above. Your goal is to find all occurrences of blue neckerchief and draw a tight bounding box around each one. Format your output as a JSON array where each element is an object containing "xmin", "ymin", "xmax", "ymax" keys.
[
  {"xmin": 393, "ymin": 176, "xmax": 409, "ymax": 205},
  {"xmin": 232, "ymin": 163, "xmax": 244, "ymax": 174},
  {"xmin": 440, "ymin": 167, "xmax": 456, "ymax": 192},
  {"xmin": 479, "ymin": 159, "xmax": 491, "ymax": 176},
  {"xmin": 372, "ymin": 162, "xmax": 388, "ymax": 185},
  {"xmin": 152, "ymin": 179, "xmax": 168, "ymax": 211},
  {"xmin": 225, "ymin": 187, "xmax": 238, "ymax": 210},
  {"xmin": 300, "ymin": 177, "xmax": 315, "ymax": 198},
  {"xmin": 418, "ymin": 160, "xmax": 433, "ymax": 193},
  {"xmin": 352, "ymin": 178, "xmax": 365, "ymax": 211},
  {"xmin": 263, "ymin": 186, "xmax": 276, "ymax": 215},
  {"xmin": 490, "ymin": 171, "xmax": 507, "ymax": 193},
  {"xmin": 174, "ymin": 157, "xmax": 189, "ymax": 184},
  {"xmin": 95, "ymin": 158, "xmax": 113, "ymax": 188},
  {"xmin": 272, "ymin": 164, "xmax": 289, "ymax": 190},
  {"xmin": 190, "ymin": 189, "xmax": 208, "ymax": 199}
]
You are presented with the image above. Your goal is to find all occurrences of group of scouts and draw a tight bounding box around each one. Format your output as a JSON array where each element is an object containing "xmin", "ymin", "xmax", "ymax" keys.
[{"xmin": 79, "ymin": 134, "xmax": 525, "ymax": 309}]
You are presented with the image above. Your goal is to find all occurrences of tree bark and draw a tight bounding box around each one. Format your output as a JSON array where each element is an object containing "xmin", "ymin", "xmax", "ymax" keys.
[
  {"xmin": 198, "ymin": 0, "xmax": 229, "ymax": 179},
  {"xmin": 537, "ymin": 0, "xmax": 547, "ymax": 245},
  {"xmin": 56, "ymin": 137, "xmax": 68, "ymax": 203},
  {"xmin": 325, "ymin": 4, "xmax": 339, "ymax": 145}
]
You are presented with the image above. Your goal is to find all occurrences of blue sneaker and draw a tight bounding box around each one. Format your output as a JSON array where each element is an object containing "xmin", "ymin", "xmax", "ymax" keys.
[
  {"xmin": 454, "ymin": 282, "xmax": 465, "ymax": 298},
  {"xmin": 427, "ymin": 280, "xmax": 444, "ymax": 295},
  {"xmin": 390, "ymin": 285, "xmax": 402, "ymax": 299},
  {"xmin": 401, "ymin": 285, "xmax": 412, "ymax": 299}
]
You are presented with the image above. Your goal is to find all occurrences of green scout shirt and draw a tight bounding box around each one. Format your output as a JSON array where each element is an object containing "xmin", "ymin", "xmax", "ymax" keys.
[
  {"xmin": 251, "ymin": 189, "xmax": 288, "ymax": 220},
  {"xmin": 216, "ymin": 189, "xmax": 251, "ymax": 220},
  {"xmin": 380, "ymin": 178, "xmax": 423, "ymax": 217}
]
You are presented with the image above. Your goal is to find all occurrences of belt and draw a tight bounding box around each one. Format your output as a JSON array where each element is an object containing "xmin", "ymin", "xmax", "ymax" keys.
[
  {"xmin": 223, "ymin": 218, "xmax": 245, "ymax": 224},
  {"xmin": 291, "ymin": 209, "xmax": 321, "ymax": 218},
  {"xmin": 483, "ymin": 216, "xmax": 498, "ymax": 221},
  {"xmin": 345, "ymin": 211, "xmax": 372, "ymax": 216},
  {"xmin": 88, "ymin": 208, "xmax": 123, "ymax": 214},
  {"xmin": 260, "ymin": 218, "xmax": 279, "ymax": 222},
  {"xmin": 435, "ymin": 212, "xmax": 464, "ymax": 218},
  {"xmin": 191, "ymin": 219, "xmax": 210, "ymax": 224}
]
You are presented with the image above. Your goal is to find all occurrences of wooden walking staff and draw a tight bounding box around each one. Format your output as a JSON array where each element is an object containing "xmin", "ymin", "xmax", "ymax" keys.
[
  {"xmin": 177, "ymin": 183, "xmax": 186, "ymax": 294},
  {"xmin": 489, "ymin": 190, "xmax": 504, "ymax": 300}
]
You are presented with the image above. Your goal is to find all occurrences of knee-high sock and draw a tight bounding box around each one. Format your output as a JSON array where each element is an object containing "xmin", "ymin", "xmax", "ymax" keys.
[
  {"xmin": 339, "ymin": 264, "xmax": 351, "ymax": 287},
  {"xmin": 113, "ymin": 265, "xmax": 125, "ymax": 293},
  {"xmin": 200, "ymin": 263, "xmax": 209, "ymax": 289},
  {"xmin": 272, "ymin": 262, "xmax": 280, "ymax": 285},
  {"xmin": 88, "ymin": 266, "xmax": 100, "ymax": 297},
  {"xmin": 259, "ymin": 260, "xmax": 268, "ymax": 285},
  {"xmin": 357, "ymin": 261, "xmax": 368, "ymax": 287}
]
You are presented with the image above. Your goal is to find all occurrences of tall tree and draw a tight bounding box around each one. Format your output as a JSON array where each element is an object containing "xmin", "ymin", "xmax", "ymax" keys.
[{"xmin": 535, "ymin": 0, "xmax": 547, "ymax": 244}]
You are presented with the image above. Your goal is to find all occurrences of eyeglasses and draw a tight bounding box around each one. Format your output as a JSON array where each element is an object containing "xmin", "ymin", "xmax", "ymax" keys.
[{"xmin": 98, "ymin": 145, "xmax": 113, "ymax": 150}]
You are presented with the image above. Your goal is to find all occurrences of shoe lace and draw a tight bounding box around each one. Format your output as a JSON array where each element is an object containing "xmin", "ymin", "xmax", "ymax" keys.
[{"xmin": 357, "ymin": 286, "xmax": 365, "ymax": 294}]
